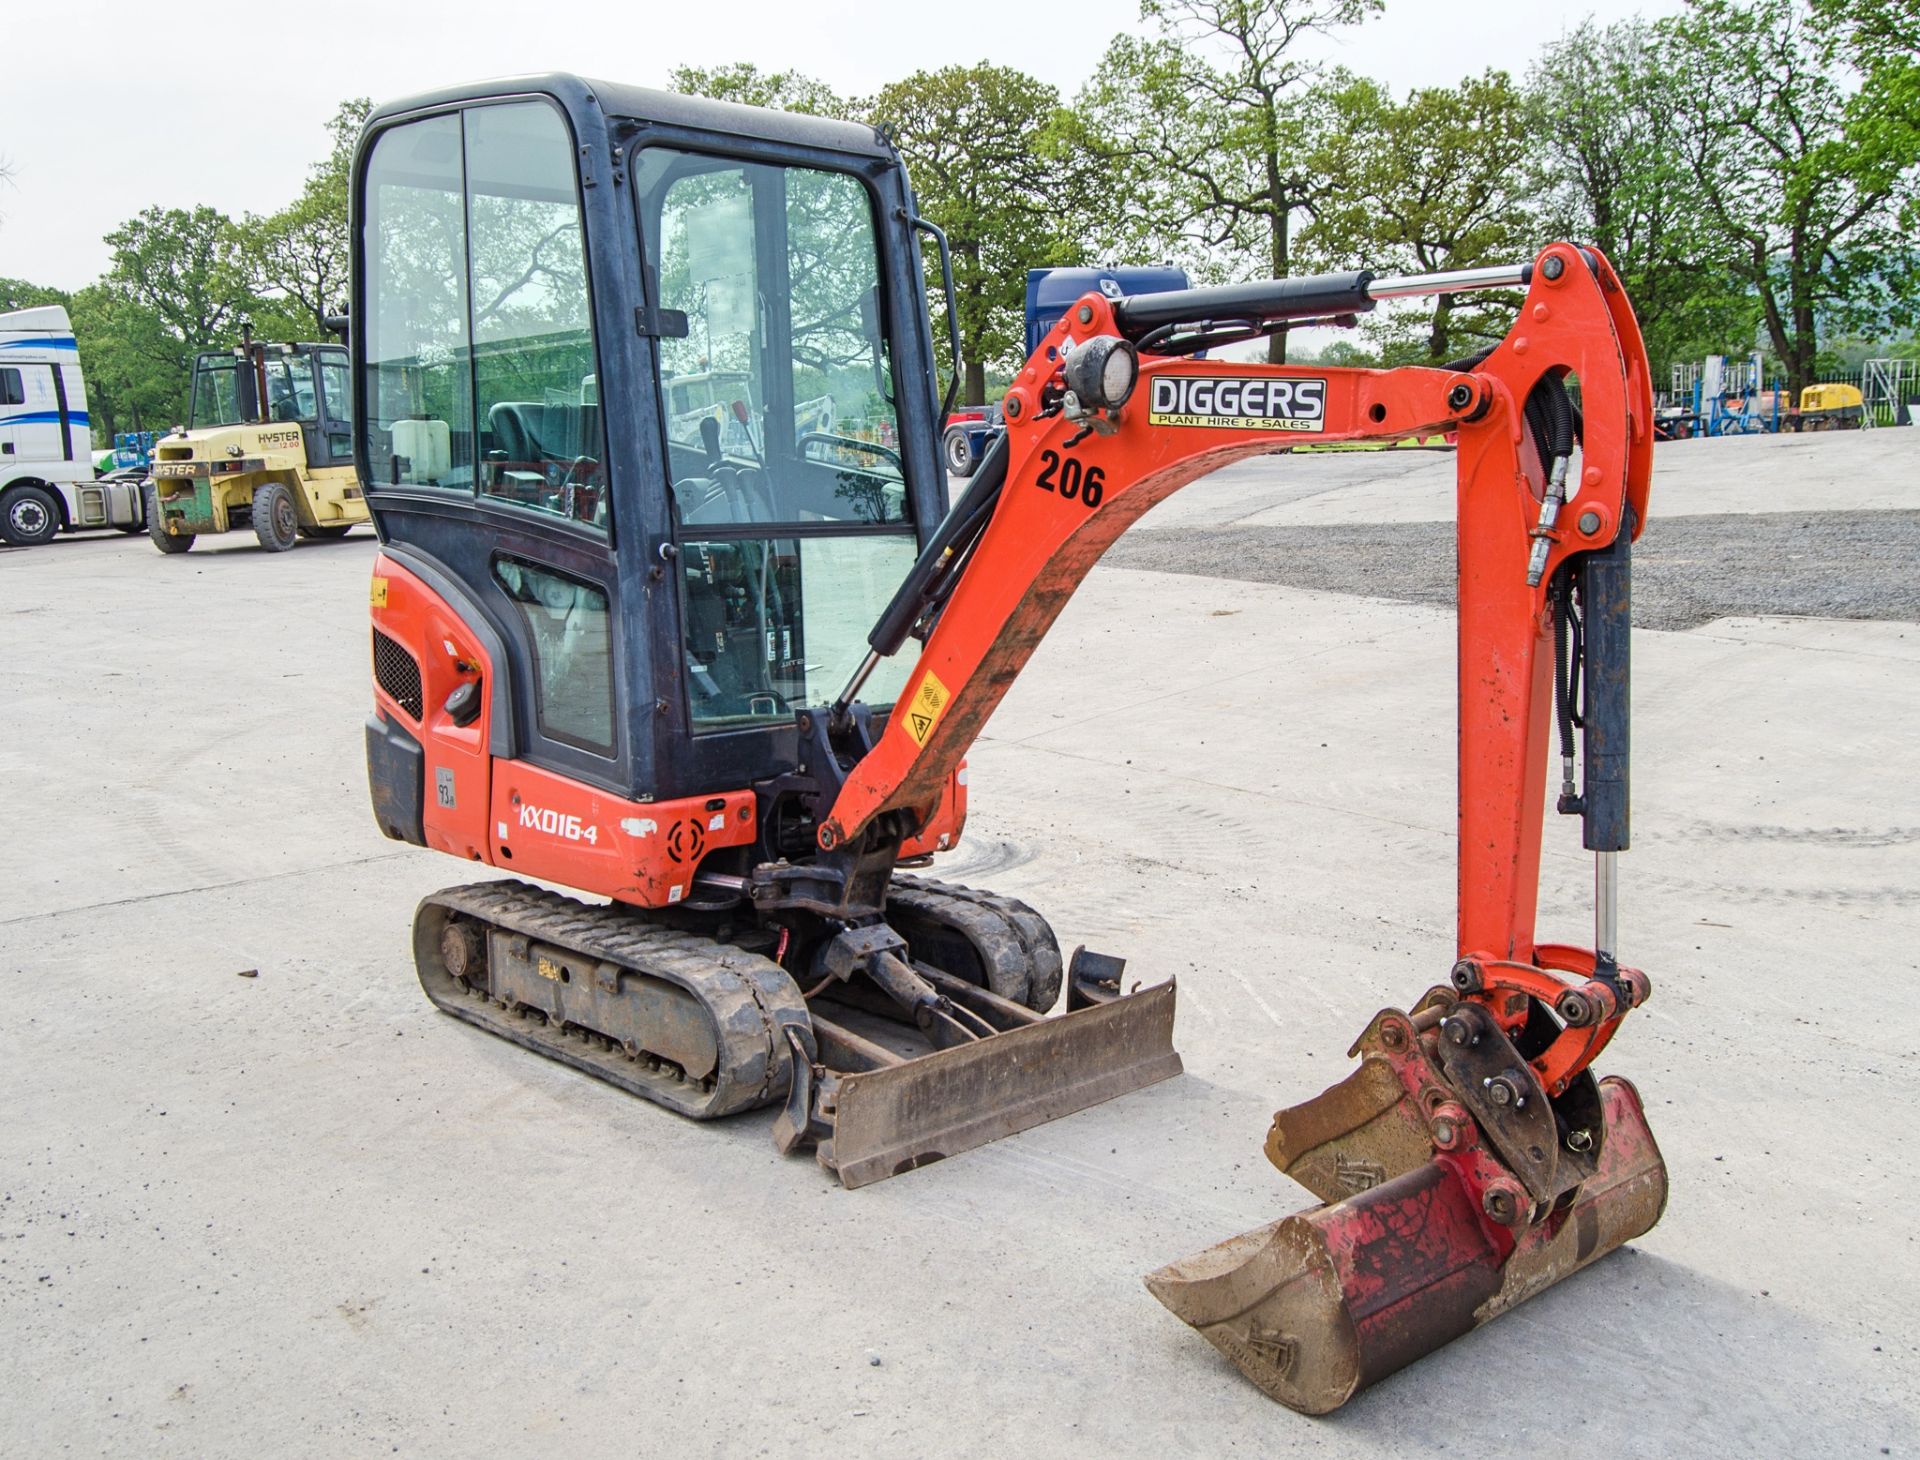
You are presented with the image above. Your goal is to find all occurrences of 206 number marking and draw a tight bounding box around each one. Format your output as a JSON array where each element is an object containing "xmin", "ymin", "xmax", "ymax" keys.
[{"xmin": 1035, "ymin": 450, "xmax": 1105, "ymax": 508}]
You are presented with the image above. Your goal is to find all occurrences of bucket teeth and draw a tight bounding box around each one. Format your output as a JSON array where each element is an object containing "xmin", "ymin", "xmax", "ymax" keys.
[{"xmin": 1149, "ymin": 1076, "xmax": 1667, "ymax": 1414}]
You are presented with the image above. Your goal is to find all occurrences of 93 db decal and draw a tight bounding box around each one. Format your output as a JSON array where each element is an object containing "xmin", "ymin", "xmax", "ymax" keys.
[{"xmin": 1148, "ymin": 375, "xmax": 1327, "ymax": 432}]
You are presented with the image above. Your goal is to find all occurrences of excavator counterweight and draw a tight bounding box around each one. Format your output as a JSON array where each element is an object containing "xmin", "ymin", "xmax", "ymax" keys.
[{"xmin": 351, "ymin": 73, "xmax": 1664, "ymax": 1413}]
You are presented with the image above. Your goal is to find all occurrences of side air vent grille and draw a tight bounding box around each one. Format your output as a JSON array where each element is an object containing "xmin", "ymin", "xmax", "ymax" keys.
[{"xmin": 373, "ymin": 629, "xmax": 424, "ymax": 720}]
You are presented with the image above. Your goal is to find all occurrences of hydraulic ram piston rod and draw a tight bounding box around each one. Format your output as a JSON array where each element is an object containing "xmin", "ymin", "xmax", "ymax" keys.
[
  {"xmin": 1366, "ymin": 262, "xmax": 1533, "ymax": 300},
  {"xmin": 1114, "ymin": 260, "xmax": 1539, "ymax": 340}
]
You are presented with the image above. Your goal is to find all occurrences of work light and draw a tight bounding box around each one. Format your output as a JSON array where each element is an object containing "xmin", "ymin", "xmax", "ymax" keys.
[{"xmin": 1062, "ymin": 336, "xmax": 1139, "ymax": 411}]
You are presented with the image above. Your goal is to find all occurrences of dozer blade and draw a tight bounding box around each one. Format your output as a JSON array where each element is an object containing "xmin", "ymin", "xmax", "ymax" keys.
[
  {"xmin": 1146, "ymin": 1076, "xmax": 1666, "ymax": 1414},
  {"xmin": 814, "ymin": 979, "xmax": 1181, "ymax": 1189}
]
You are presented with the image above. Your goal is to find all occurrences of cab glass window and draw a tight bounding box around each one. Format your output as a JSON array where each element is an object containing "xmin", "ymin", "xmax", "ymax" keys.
[
  {"xmin": 636, "ymin": 148, "xmax": 908, "ymax": 528},
  {"xmin": 318, "ymin": 353, "xmax": 353, "ymax": 457},
  {"xmin": 636, "ymin": 145, "xmax": 918, "ymax": 733},
  {"xmin": 493, "ymin": 557, "xmax": 615, "ymax": 754},
  {"xmin": 318, "ymin": 354, "xmax": 351, "ymax": 424},
  {"xmin": 363, "ymin": 112, "xmax": 475, "ymax": 490},
  {"xmin": 190, "ymin": 359, "xmax": 244, "ymax": 428},
  {"xmin": 0, "ymin": 368, "xmax": 22, "ymax": 406},
  {"xmin": 362, "ymin": 103, "xmax": 605, "ymax": 528},
  {"xmin": 265, "ymin": 357, "xmax": 319, "ymax": 422},
  {"xmin": 467, "ymin": 103, "xmax": 608, "ymax": 529},
  {"xmin": 677, "ymin": 535, "xmax": 916, "ymax": 730}
]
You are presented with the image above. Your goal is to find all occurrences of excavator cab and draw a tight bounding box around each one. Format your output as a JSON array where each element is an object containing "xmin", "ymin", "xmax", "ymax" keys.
[
  {"xmin": 355, "ymin": 74, "xmax": 1669, "ymax": 1414},
  {"xmin": 356, "ymin": 83, "xmax": 948, "ymax": 807},
  {"xmin": 353, "ymin": 76, "xmax": 1180, "ymax": 1186}
]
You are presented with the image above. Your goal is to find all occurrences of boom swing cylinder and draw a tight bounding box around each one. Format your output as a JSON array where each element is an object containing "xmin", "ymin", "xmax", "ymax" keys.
[{"xmin": 817, "ymin": 244, "xmax": 1665, "ymax": 1412}]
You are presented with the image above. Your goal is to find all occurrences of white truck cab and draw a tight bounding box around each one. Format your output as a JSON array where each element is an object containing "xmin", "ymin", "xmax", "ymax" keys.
[{"xmin": 0, "ymin": 305, "xmax": 144, "ymax": 546}]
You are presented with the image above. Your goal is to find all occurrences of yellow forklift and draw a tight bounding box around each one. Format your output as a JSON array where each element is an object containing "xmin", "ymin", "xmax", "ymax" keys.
[{"xmin": 145, "ymin": 329, "xmax": 369, "ymax": 553}]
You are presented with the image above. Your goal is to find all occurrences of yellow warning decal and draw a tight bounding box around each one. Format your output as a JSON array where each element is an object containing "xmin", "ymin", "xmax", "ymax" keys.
[
  {"xmin": 369, "ymin": 576, "xmax": 389, "ymax": 608},
  {"xmin": 902, "ymin": 670, "xmax": 952, "ymax": 748}
]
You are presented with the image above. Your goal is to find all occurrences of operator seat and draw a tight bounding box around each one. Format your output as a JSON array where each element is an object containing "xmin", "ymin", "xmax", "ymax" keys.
[{"xmin": 488, "ymin": 402, "xmax": 545, "ymax": 464}]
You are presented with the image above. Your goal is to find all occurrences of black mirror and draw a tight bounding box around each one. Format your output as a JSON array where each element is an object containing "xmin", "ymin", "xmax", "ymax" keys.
[{"xmin": 444, "ymin": 680, "xmax": 482, "ymax": 727}]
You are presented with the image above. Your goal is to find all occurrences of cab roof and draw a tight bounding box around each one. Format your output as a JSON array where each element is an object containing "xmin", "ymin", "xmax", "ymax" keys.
[{"xmin": 363, "ymin": 72, "xmax": 892, "ymax": 160}]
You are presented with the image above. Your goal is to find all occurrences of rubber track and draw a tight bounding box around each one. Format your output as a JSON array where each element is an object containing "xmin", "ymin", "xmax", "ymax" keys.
[
  {"xmin": 887, "ymin": 876, "xmax": 1065, "ymax": 1012},
  {"xmin": 416, "ymin": 880, "xmax": 810, "ymax": 1120}
]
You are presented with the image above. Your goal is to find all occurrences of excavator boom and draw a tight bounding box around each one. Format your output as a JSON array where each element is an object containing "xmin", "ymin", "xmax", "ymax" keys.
[{"xmin": 817, "ymin": 242, "xmax": 1664, "ymax": 1410}]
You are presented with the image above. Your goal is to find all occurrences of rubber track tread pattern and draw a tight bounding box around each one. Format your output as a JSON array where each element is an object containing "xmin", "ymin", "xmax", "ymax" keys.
[
  {"xmin": 416, "ymin": 880, "xmax": 810, "ymax": 1120},
  {"xmin": 886, "ymin": 875, "xmax": 1065, "ymax": 1012}
]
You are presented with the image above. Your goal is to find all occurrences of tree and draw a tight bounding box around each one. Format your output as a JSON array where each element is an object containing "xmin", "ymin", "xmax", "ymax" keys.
[
  {"xmin": 99, "ymin": 205, "xmax": 269, "ymax": 424},
  {"xmin": 105, "ymin": 205, "xmax": 252, "ymax": 358},
  {"xmin": 1303, "ymin": 71, "xmax": 1539, "ymax": 364},
  {"xmin": 68, "ymin": 285, "xmax": 187, "ymax": 436},
  {"xmin": 0, "ymin": 277, "xmax": 67, "ymax": 313},
  {"xmin": 1665, "ymin": 0, "xmax": 1920, "ymax": 396},
  {"xmin": 244, "ymin": 99, "xmax": 370, "ymax": 333},
  {"xmin": 1812, "ymin": 0, "xmax": 1919, "ymax": 214},
  {"xmin": 1077, "ymin": 0, "xmax": 1382, "ymax": 362},
  {"xmin": 1530, "ymin": 20, "xmax": 1759, "ymax": 373},
  {"xmin": 669, "ymin": 63, "xmax": 853, "ymax": 118},
  {"xmin": 869, "ymin": 64, "xmax": 1091, "ymax": 404}
]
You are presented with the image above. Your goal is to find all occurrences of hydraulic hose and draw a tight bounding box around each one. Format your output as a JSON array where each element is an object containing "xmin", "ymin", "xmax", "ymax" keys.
[
  {"xmin": 1524, "ymin": 373, "xmax": 1578, "ymax": 587},
  {"xmin": 867, "ymin": 431, "xmax": 1009, "ymax": 659},
  {"xmin": 1552, "ymin": 566, "xmax": 1585, "ymax": 815}
]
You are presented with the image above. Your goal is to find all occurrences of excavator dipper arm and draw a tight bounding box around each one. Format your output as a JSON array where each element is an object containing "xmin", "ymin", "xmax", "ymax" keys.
[{"xmin": 824, "ymin": 243, "xmax": 1667, "ymax": 1411}]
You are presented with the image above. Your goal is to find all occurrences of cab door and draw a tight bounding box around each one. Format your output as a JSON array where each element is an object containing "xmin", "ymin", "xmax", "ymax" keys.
[
  {"xmin": 0, "ymin": 362, "xmax": 63, "ymax": 468},
  {"xmin": 0, "ymin": 365, "xmax": 22, "ymax": 466},
  {"xmin": 311, "ymin": 350, "xmax": 356, "ymax": 468},
  {"xmin": 359, "ymin": 97, "xmax": 628, "ymax": 878}
]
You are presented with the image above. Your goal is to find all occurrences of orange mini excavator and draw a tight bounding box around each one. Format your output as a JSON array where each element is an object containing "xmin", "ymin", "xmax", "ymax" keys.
[{"xmin": 351, "ymin": 76, "xmax": 1666, "ymax": 1412}]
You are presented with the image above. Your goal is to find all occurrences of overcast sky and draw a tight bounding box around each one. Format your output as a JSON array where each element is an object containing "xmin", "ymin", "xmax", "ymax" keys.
[{"xmin": 0, "ymin": 0, "xmax": 1685, "ymax": 293}]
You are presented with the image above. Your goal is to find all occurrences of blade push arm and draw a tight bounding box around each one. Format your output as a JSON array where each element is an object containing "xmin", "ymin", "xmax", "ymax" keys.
[{"xmin": 824, "ymin": 242, "xmax": 1654, "ymax": 1084}]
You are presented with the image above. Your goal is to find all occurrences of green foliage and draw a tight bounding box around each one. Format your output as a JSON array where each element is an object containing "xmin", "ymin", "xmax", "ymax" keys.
[
  {"xmin": 242, "ymin": 98, "xmax": 371, "ymax": 333},
  {"xmin": 96, "ymin": 205, "xmax": 258, "ymax": 423},
  {"xmin": 1529, "ymin": 20, "xmax": 1760, "ymax": 377},
  {"xmin": 11, "ymin": 6, "xmax": 1917, "ymax": 439},
  {"xmin": 0, "ymin": 277, "xmax": 174, "ymax": 438},
  {"xmin": 1811, "ymin": 0, "xmax": 1920, "ymax": 228},
  {"xmin": 1305, "ymin": 338, "xmax": 1381, "ymax": 367},
  {"xmin": 1303, "ymin": 71, "xmax": 1538, "ymax": 363},
  {"xmin": 1664, "ymin": 0, "xmax": 1920, "ymax": 393},
  {"xmin": 869, "ymin": 63, "xmax": 1091, "ymax": 402},
  {"xmin": 68, "ymin": 284, "xmax": 187, "ymax": 437},
  {"xmin": 0, "ymin": 277, "xmax": 68, "ymax": 312},
  {"xmin": 105, "ymin": 205, "xmax": 253, "ymax": 351},
  {"xmin": 668, "ymin": 64, "xmax": 854, "ymax": 118},
  {"xmin": 1077, "ymin": 0, "xmax": 1382, "ymax": 361}
]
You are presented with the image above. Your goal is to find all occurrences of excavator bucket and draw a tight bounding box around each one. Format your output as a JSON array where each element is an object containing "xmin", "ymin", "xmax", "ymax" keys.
[{"xmin": 1146, "ymin": 1005, "xmax": 1667, "ymax": 1414}]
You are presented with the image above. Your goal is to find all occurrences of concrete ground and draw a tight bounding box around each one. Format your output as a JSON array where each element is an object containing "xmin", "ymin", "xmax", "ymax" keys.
[
  {"xmin": 1112, "ymin": 429, "xmax": 1920, "ymax": 627},
  {"xmin": 2, "ymin": 433, "xmax": 1916, "ymax": 1456},
  {"xmin": 1131, "ymin": 427, "xmax": 1919, "ymax": 529}
]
